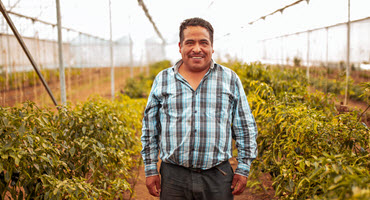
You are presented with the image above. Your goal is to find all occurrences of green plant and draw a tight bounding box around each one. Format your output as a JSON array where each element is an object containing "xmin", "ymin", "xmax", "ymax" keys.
[
  {"xmin": 223, "ymin": 62, "xmax": 370, "ymax": 199},
  {"xmin": 123, "ymin": 60, "xmax": 172, "ymax": 98},
  {"xmin": 0, "ymin": 95, "xmax": 146, "ymax": 199},
  {"xmin": 293, "ymin": 57, "xmax": 302, "ymax": 67}
]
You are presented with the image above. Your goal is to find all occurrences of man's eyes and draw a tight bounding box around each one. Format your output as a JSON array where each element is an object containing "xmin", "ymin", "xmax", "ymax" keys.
[{"xmin": 185, "ymin": 41, "xmax": 209, "ymax": 45}]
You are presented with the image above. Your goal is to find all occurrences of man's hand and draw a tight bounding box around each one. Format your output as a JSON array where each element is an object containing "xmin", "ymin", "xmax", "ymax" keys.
[
  {"xmin": 231, "ymin": 174, "xmax": 248, "ymax": 195},
  {"xmin": 146, "ymin": 175, "xmax": 161, "ymax": 197}
]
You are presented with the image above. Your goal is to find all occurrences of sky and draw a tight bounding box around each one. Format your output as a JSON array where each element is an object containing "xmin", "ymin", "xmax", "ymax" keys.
[{"xmin": 1, "ymin": 0, "xmax": 370, "ymax": 64}]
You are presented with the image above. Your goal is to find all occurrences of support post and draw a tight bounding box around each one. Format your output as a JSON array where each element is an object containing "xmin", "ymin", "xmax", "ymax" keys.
[
  {"xmin": 306, "ymin": 31, "xmax": 310, "ymax": 82},
  {"xmin": 109, "ymin": 0, "xmax": 114, "ymax": 100},
  {"xmin": 56, "ymin": 0, "xmax": 66, "ymax": 104},
  {"xmin": 344, "ymin": 0, "xmax": 351, "ymax": 105}
]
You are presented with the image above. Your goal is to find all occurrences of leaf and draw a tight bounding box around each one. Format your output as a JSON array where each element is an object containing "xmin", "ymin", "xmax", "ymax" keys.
[
  {"xmin": 18, "ymin": 190, "xmax": 23, "ymax": 200},
  {"xmin": 14, "ymin": 157, "xmax": 20, "ymax": 166},
  {"xmin": 332, "ymin": 164, "xmax": 340, "ymax": 174},
  {"xmin": 34, "ymin": 163, "xmax": 40, "ymax": 171},
  {"xmin": 299, "ymin": 161, "xmax": 305, "ymax": 171},
  {"xmin": 18, "ymin": 124, "xmax": 26, "ymax": 135},
  {"xmin": 334, "ymin": 175, "xmax": 343, "ymax": 183},
  {"xmin": 2, "ymin": 117, "xmax": 9, "ymax": 126},
  {"xmin": 27, "ymin": 136, "xmax": 34, "ymax": 146},
  {"xmin": 82, "ymin": 126, "xmax": 86, "ymax": 134},
  {"xmin": 51, "ymin": 132, "xmax": 58, "ymax": 140},
  {"xmin": 89, "ymin": 162, "xmax": 94, "ymax": 171},
  {"xmin": 1, "ymin": 154, "xmax": 9, "ymax": 160},
  {"xmin": 70, "ymin": 147, "xmax": 76, "ymax": 157}
]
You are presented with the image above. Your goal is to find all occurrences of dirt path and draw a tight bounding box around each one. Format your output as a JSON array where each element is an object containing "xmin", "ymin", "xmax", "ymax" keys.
[
  {"xmin": 0, "ymin": 66, "xmax": 146, "ymax": 108},
  {"xmin": 130, "ymin": 158, "xmax": 276, "ymax": 200}
]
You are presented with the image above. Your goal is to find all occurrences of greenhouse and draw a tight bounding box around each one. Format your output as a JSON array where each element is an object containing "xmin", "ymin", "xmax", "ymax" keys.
[{"xmin": 0, "ymin": 0, "xmax": 369, "ymax": 199}]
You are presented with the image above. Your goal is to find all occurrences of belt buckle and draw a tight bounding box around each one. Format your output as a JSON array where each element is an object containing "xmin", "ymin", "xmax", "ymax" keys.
[
  {"xmin": 189, "ymin": 167, "xmax": 202, "ymax": 173},
  {"xmin": 194, "ymin": 169, "xmax": 202, "ymax": 173}
]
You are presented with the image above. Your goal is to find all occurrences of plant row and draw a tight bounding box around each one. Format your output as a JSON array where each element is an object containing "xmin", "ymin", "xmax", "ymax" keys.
[
  {"xmin": 226, "ymin": 62, "xmax": 370, "ymax": 199},
  {"xmin": 0, "ymin": 95, "xmax": 146, "ymax": 199}
]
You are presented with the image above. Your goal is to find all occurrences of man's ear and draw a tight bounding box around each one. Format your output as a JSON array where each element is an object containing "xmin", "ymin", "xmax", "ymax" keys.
[{"xmin": 178, "ymin": 42, "xmax": 182, "ymax": 53}]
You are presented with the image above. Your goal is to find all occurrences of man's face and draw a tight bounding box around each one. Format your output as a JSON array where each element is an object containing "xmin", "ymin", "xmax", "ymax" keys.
[{"xmin": 179, "ymin": 26, "xmax": 214, "ymax": 73}]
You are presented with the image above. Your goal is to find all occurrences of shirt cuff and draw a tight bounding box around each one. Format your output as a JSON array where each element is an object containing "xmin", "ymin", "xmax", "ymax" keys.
[
  {"xmin": 235, "ymin": 161, "xmax": 251, "ymax": 177},
  {"xmin": 145, "ymin": 163, "xmax": 159, "ymax": 177}
]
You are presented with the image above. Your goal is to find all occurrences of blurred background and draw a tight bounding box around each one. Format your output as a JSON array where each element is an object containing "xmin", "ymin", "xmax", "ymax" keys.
[{"xmin": 0, "ymin": 0, "xmax": 369, "ymax": 107}]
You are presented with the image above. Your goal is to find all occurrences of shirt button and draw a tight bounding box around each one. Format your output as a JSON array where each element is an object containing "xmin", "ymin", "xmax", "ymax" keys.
[
  {"xmin": 194, "ymin": 129, "xmax": 197, "ymax": 132},
  {"xmin": 194, "ymin": 110, "xmax": 197, "ymax": 113}
]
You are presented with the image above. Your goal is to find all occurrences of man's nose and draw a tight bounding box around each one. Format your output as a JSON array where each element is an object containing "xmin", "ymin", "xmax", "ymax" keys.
[{"xmin": 193, "ymin": 43, "xmax": 201, "ymax": 53}]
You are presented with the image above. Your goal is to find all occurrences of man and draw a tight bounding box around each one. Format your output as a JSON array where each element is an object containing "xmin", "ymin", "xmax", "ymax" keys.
[{"xmin": 141, "ymin": 17, "xmax": 258, "ymax": 199}]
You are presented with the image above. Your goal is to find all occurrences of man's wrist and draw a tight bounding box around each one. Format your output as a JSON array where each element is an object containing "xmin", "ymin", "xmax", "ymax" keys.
[
  {"xmin": 145, "ymin": 163, "xmax": 159, "ymax": 177},
  {"xmin": 235, "ymin": 163, "xmax": 250, "ymax": 177}
]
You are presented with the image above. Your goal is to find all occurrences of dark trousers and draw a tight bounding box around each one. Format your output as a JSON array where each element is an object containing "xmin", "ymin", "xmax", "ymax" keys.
[{"xmin": 160, "ymin": 161, "xmax": 234, "ymax": 200}]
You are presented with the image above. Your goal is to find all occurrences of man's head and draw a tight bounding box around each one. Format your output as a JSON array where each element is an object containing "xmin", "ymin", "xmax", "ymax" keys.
[
  {"xmin": 179, "ymin": 17, "xmax": 214, "ymax": 46},
  {"xmin": 178, "ymin": 18, "xmax": 214, "ymax": 73}
]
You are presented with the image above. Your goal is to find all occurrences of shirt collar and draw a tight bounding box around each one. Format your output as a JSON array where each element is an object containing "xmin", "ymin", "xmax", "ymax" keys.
[{"xmin": 173, "ymin": 59, "xmax": 215, "ymax": 74}]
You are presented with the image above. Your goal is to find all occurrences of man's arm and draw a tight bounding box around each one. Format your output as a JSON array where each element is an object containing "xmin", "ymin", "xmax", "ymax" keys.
[
  {"xmin": 141, "ymin": 77, "xmax": 161, "ymax": 177},
  {"xmin": 231, "ymin": 75, "xmax": 258, "ymax": 194}
]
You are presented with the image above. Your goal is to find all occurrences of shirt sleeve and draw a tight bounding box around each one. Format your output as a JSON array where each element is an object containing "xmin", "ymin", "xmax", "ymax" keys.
[
  {"xmin": 141, "ymin": 76, "xmax": 161, "ymax": 177},
  {"xmin": 232, "ymin": 75, "xmax": 258, "ymax": 177}
]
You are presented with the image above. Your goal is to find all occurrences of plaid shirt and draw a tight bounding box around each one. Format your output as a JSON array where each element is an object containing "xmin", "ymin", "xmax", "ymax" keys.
[{"xmin": 141, "ymin": 60, "xmax": 258, "ymax": 177}]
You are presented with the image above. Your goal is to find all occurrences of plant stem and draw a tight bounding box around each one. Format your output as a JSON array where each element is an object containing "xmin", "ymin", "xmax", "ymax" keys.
[{"xmin": 358, "ymin": 104, "xmax": 370, "ymax": 123}]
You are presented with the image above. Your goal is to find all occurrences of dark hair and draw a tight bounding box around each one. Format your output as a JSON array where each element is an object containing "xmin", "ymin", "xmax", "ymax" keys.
[{"xmin": 179, "ymin": 17, "xmax": 214, "ymax": 45}]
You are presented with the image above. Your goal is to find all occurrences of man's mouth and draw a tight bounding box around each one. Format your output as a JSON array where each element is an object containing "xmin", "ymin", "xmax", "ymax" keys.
[{"xmin": 190, "ymin": 55, "xmax": 204, "ymax": 59}]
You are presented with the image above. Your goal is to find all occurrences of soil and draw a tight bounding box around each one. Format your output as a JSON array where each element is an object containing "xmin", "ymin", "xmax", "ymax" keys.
[{"xmin": 0, "ymin": 66, "xmax": 146, "ymax": 108}]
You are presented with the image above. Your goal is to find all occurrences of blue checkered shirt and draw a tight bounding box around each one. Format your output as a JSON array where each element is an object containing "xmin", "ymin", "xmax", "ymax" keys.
[{"xmin": 141, "ymin": 60, "xmax": 258, "ymax": 177}]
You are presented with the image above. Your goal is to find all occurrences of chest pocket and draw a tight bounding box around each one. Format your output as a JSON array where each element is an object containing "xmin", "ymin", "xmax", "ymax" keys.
[
  {"xmin": 205, "ymin": 90, "xmax": 235, "ymax": 121},
  {"xmin": 160, "ymin": 84, "xmax": 189, "ymax": 118}
]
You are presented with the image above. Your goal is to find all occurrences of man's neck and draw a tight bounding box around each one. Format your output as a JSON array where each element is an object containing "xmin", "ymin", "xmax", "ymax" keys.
[{"xmin": 178, "ymin": 64, "xmax": 210, "ymax": 91}]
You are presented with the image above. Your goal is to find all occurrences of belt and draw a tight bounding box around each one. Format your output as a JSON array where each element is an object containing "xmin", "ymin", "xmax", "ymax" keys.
[{"xmin": 188, "ymin": 161, "xmax": 228, "ymax": 176}]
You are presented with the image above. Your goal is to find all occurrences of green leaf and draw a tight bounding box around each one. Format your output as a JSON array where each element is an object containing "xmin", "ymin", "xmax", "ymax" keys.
[
  {"xmin": 51, "ymin": 132, "xmax": 58, "ymax": 140},
  {"xmin": 14, "ymin": 157, "xmax": 20, "ymax": 166},
  {"xmin": 332, "ymin": 164, "xmax": 340, "ymax": 174},
  {"xmin": 334, "ymin": 175, "xmax": 343, "ymax": 183},
  {"xmin": 18, "ymin": 190, "xmax": 23, "ymax": 200},
  {"xmin": 33, "ymin": 163, "xmax": 40, "ymax": 171},
  {"xmin": 28, "ymin": 136, "xmax": 34, "ymax": 146},
  {"xmin": 1, "ymin": 153, "xmax": 9, "ymax": 160},
  {"xmin": 18, "ymin": 124, "xmax": 26, "ymax": 134},
  {"xmin": 89, "ymin": 162, "xmax": 94, "ymax": 171},
  {"xmin": 70, "ymin": 147, "xmax": 76, "ymax": 157}
]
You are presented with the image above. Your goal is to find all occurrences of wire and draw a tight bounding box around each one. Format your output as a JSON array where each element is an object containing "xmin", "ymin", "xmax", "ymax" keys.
[
  {"xmin": 216, "ymin": 0, "xmax": 310, "ymax": 40},
  {"xmin": 8, "ymin": 0, "xmax": 22, "ymax": 11},
  {"xmin": 137, "ymin": 0, "xmax": 166, "ymax": 45},
  {"xmin": 242, "ymin": 0, "xmax": 309, "ymax": 27}
]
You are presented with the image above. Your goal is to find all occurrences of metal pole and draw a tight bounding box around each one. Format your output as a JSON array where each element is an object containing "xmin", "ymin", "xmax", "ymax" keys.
[
  {"xmin": 306, "ymin": 31, "xmax": 310, "ymax": 82},
  {"xmin": 129, "ymin": 34, "xmax": 133, "ymax": 78},
  {"xmin": 325, "ymin": 27, "xmax": 329, "ymax": 93},
  {"xmin": 56, "ymin": 0, "xmax": 66, "ymax": 104},
  {"xmin": 109, "ymin": 0, "xmax": 114, "ymax": 99},
  {"xmin": 344, "ymin": 0, "xmax": 351, "ymax": 105},
  {"xmin": 0, "ymin": 0, "xmax": 58, "ymax": 106}
]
